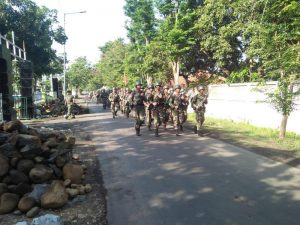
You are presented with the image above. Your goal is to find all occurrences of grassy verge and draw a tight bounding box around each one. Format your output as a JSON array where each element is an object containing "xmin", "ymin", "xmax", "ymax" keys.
[{"xmin": 187, "ymin": 113, "xmax": 300, "ymax": 156}]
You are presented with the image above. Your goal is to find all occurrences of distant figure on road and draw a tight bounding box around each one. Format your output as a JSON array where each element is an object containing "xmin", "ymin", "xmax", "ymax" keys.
[
  {"xmin": 191, "ymin": 85, "xmax": 208, "ymax": 136},
  {"xmin": 64, "ymin": 90, "xmax": 75, "ymax": 119},
  {"xmin": 109, "ymin": 88, "xmax": 120, "ymax": 119},
  {"xmin": 169, "ymin": 85, "xmax": 185, "ymax": 136}
]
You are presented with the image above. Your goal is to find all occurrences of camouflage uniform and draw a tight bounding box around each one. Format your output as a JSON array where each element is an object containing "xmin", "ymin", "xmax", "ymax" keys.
[
  {"xmin": 144, "ymin": 85, "xmax": 154, "ymax": 130},
  {"xmin": 124, "ymin": 90, "xmax": 132, "ymax": 118},
  {"xmin": 132, "ymin": 82, "xmax": 145, "ymax": 136},
  {"xmin": 169, "ymin": 85, "xmax": 185, "ymax": 135},
  {"xmin": 152, "ymin": 83, "xmax": 164, "ymax": 136},
  {"xmin": 100, "ymin": 90, "xmax": 109, "ymax": 109},
  {"xmin": 162, "ymin": 86, "xmax": 171, "ymax": 129},
  {"xmin": 65, "ymin": 91, "xmax": 75, "ymax": 119},
  {"xmin": 109, "ymin": 89, "xmax": 120, "ymax": 118},
  {"xmin": 181, "ymin": 90, "xmax": 189, "ymax": 130},
  {"xmin": 191, "ymin": 85, "xmax": 208, "ymax": 136}
]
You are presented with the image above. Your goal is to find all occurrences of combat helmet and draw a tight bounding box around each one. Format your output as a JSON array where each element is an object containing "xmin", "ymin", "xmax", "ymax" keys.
[
  {"xmin": 135, "ymin": 80, "xmax": 142, "ymax": 87},
  {"xmin": 174, "ymin": 84, "xmax": 181, "ymax": 90},
  {"xmin": 147, "ymin": 84, "xmax": 154, "ymax": 89},
  {"xmin": 163, "ymin": 85, "xmax": 169, "ymax": 90},
  {"xmin": 197, "ymin": 85, "xmax": 205, "ymax": 91},
  {"xmin": 154, "ymin": 82, "xmax": 162, "ymax": 87}
]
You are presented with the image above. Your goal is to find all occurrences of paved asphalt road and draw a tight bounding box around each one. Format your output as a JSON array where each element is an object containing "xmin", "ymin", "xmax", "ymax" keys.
[{"xmin": 84, "ymin": 104, "xmax": 300, "ymax": 225}]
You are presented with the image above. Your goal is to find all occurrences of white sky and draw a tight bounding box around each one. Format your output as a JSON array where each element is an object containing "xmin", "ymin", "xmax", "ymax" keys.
[{"xmin": 33, "ymin": 0, "xmax": 127, "ymax": 64}]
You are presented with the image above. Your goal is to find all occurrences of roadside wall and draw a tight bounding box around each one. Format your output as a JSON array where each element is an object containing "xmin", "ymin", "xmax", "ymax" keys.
[{"xmin": 198, "ymin": 82, "xmax": 300, "ymax": 134}]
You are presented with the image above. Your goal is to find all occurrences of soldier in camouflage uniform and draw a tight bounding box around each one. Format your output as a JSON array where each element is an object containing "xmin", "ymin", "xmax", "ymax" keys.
[
  {"xmin": 108, "ymin": 88, "xmax": 120, "ymax": 119},
  {"xmin": 162, "ymin": 85, "xmax": 171, "ymax": 130},
  {"xmin": 132, "ymin": 81, "xmax": 146, "ymax": 136},
  {"xmin": 191, "ymin": 85, "xmax": 208, "ymax": 136},
  {"xmin": 144, "ymin": 85, "xmax": 154, "ymax": 130},
  {"xmin": 169, "ymin": 85, "xmax": 185, "ymax": 136},
  {"xmin": 152, "ymin": 82, "xmax": 164, "ymax": 137},
  {"xmin": 124, "ymin": 89, "xmax": 132, "ymax": 118},
  {"xmin": 64, "ymin": 90, "xmax": 75, "ymax": 119},
  {"xmin": 100, "ymin": 89, "xmax": 109, "ymax": 109},
  {"xmin": 181, "ymin": 89, "xmax": 189, "ymax": 130}
]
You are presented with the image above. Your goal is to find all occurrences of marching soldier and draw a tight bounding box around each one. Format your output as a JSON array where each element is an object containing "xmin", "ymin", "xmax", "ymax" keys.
[
  {"xmin": 144, "ymin": 85, "xmax": 154, "ymax": 130},
  {"xmin": 181, "ymin": 89, "xmax": 189, "ymax": 130},
  {"xmin": 108, "ymin": 88, "xmax": 120, "ymax": 119},
  {"xmin": 124, "ymin": 89, "xmax": 132, "ymax": 118},
  {"xmin": 169, "ymin": 85, "xmax": 185, "ymax": 136},
  {"xmin": 152, "ymin": 82, "xmax": 164, "ymax": 137},
  {"xmin": 132, "ymin": 81, "xmax": 146, "ymax": 136},
  {"xmin": 162, "ymin": 85, "xmax": 171, "ymax": 130},
  {"xmin": 191, "ymin": 85, "xmax": 208, "ymax": 136},
  {"xmin": 100, "ymin": 89, "xmax": 109, "ymax": 109}
]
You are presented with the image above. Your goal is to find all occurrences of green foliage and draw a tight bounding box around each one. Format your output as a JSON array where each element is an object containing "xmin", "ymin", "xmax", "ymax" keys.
[
  {"xmin": 67, "ymin": 57, "xmax": 92, "ymax": 90},
  {"xmin": 97, "ymin": 39, "xmax": 127, "ymax": 88},
  {"xmin": 0, "ymin": 0, "xmax": 66, "ymax": 77}
]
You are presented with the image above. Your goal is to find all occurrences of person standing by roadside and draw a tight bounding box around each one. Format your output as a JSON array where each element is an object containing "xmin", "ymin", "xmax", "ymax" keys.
[{"xmin": 64, "ymin": 90, "xmax": 75, "ymax": 119}]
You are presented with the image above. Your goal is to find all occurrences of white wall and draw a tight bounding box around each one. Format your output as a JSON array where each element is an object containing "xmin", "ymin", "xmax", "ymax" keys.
[{"xmin": 196, "ymin": 82, "xmax": 300, "ymax": 134}]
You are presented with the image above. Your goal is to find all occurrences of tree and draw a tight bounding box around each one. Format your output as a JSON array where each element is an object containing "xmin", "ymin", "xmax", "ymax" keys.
[
  {"xmin": 236, "ymin": 0, "xmax": 300, "ymax": 138},
  {"xmin": 67, "ymin": 57, "xmax": 92, "ymax": 93},
  {"xmin": 0, "ymin": 0, "xmax": 66, "ymax": 77},
  {"xmin": 97, "ymin": 39, "xmax": 127, "ymax": 87},
  {"xmin": 124, "ymin": 0, "xmax": 156, "ymax": 46},
  {"xmin": 155, "ymin": 0, "xmax": 202, "ymax": 84}
]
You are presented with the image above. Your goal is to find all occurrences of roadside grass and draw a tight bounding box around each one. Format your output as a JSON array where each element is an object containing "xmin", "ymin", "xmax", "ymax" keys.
[{"xmin": 187, "ymin": 113, "xmax": 300, "ymax": 154}]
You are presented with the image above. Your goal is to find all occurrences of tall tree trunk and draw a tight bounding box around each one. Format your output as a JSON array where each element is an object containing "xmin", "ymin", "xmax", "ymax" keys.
[
  {"xmin": 146, "ymin": 74, "xmax": 152, "ymax": 85},
  {"xmin": 172, "ymin": 60, "xmax": 180, "ymax": 85},
  {"xmin": 279, "ymin": 114, "xmax": 288, "ymax": 139}
]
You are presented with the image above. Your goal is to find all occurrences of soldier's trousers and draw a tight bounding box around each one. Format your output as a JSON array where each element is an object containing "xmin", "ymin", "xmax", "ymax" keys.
[
  {"xmin": 162, "ymin": 107, "xmax": 170, "ymax": 125},
  {"xmin": 172, "ymin": 110, "xmax": 185, "ymax": 130},
  {"xmin": 134, "ymin": 106, "xmax": 145, "ymax": 128},
  {"xmin": 67, "ymin": 104, "xmax": 74, "ymax": 117},
  {"xmin": 153, "ymin": 107, "xmax": 164, "ymax": 128},
  {"xmin": 111, "ymin": 103, "xmax": 119, "ymax": 115},
  {"xmin": 145, "ymin": 107, "xmax": 152, "ymax": 127},
  {"xmin": 195, "ymin": 110, "xmax": 205, "ymax": 130}
]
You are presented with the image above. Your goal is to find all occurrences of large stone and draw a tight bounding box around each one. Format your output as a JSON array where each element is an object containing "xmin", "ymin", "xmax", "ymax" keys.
[
  {"xmin": 26, "ymin": 206, "xmax": 40, "ymax": 218},
  {"xmin": 85, "ymin": 184, "xmax": 92, "ymax": 193},
  {"xmin": 10, "ymin": 157, "xmax": 20, "ymax": 167},
  {"xmin": 0, "ymin": 154, "xmax": 9, "ymax": 176},
  {"xmin": 32, "ymin": 214, "xmax": 64, "ymax": 225},
  {"xmin": 48, "ymin": 164, "xmax": 62, "ymax": 178},
  {"xmin": 15, "ymin": 183, "xmax": 33, "ymax": 196},
  {"xmin": 0, "ymin": 183, "xmax": 7, "ymax": 196},
  {"xmin": 65, "ymin": 136, "xmax": 76, "ymax": 148},
  {"xmin": 9, "ymin": 169, "xmax": 29, "ymax": 184},
  {"xmin": 17, "ymin": 159, "xmax": 35, "ymax": 174},
  {"xmin": 20, "ymin": 144, "xmax": 41, "ymax": 157},
  {"xmin": 0, "ymin": 143, "xmax": 18, "ymax": 157},
  {"xmin": 0, "ymin": 193, "xmax": 19, "ymax": 214},
  {"xmin": 37, "ymin": 129, "xmax": 57, "ymax": 142},
  {"xmin": 29, "ymin": 165, "xmax": 53, "ymax": 183},
  {"xmin": 16, "ymin": 134, "xmax": 41, "ymax": 151},
  {"xmin": 28, "ymin": 184, "xmax": 49, "ymax": 204},
  {"xmin": 0, "ymin": 132, "xmax": 10, "ymax": 145},
  {"xmin": 55, "ymin": 155, "xmax": 67, "ymax": 168},
  {"xmin": 41, "ymin": 180, "xmax": 68, "ymax": 209},
  {"xmin": 18, "ymin": 196, "xmax": 36, "ymax": 213},
  {"xmin": 15, "ymin": 222, "xmax": 28, "ymax": 225},
  {"xmin": 63, "ymin": 163, "xmax": 83, "ymax": 184},
  {"xmin": 3, "ymin": 120, "xmax": 23, "ymax": 132},
  {"xmin": 43, "ymin": 138, "xmax": 58, "ymax": 148}
]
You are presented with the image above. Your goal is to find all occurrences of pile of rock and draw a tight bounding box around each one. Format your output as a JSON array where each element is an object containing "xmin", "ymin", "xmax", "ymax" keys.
[
  {"xmin": 0, "ymin": 120, "xmax": 92, "ymax": 218},
  {"xmin": 39, "ymin": 99, "xmax": 89, "ymax": 117}
]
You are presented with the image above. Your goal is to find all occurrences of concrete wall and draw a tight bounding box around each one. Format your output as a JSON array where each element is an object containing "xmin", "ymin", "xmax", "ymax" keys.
[{"xmin": 202, "ymin": 82, "xmax": 300, "ymax": 134}]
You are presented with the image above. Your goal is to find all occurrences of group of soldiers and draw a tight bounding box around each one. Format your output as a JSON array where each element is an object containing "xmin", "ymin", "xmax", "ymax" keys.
[{"xmin": 105, "ymin": 81, "xmax": 208, "ymax": 137}]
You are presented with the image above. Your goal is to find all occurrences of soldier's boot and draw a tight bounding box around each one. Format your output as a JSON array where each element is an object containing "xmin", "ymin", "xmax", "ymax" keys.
[
  {"xmin": 175, "ymin": 128, "xmax": 179, "ymax": 136},
  {"xmin": 135, "ymin": 126, "xmax": 141, "ymax": 136},
  {"xmin": 163, "ymin": 124, "xmax": 167, "ymax": 130},
  {"xmin": 64, "ymin": 115, "xmax": 68, "ymax": 120},
  {"xmin": 155, "ymin": 128, "xmax": 159, "ymax": 137},
  {"xmin": 180, "ymin": 125, "xmax": 183, "ymax": 131},
  {"xmin": 197, "ymin": 130, "xmax": 203, "ymax": 137},
  {"xmin": 194, "ymin": 126, "xmax": 197, "ymax": 134},
  {"xmin": 147, "ymin": 125, "xmax": 151, "ymax": 131}
]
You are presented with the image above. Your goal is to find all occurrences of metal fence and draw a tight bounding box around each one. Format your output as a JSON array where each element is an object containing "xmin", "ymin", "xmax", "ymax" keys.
[
  {"xmin": 13, "ymin": 96, "xmax": 28, "ymax": 119},
  {"xmin": 0, "ymin": 93, "xmax": 3, "ymax": 122}
]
